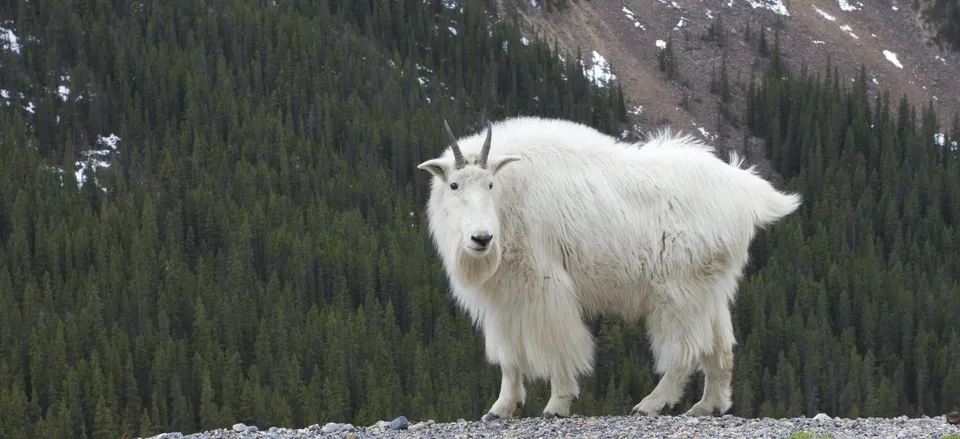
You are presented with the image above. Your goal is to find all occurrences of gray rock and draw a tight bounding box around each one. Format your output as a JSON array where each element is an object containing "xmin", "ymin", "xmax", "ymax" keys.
[
  {"xmin": 389, "ymin": 415, "xmax": 410, "ymax": 430},
  {"xmin": 232, "ymin": 423, "xmax": 247, "ymax": 432},
  {"xmin": 321, "ymin": 422, "xmax": 344, "ymax": 433},
  {"xmin": 813, "ymin": 413, "xmax": 831, "ymax": 421}
]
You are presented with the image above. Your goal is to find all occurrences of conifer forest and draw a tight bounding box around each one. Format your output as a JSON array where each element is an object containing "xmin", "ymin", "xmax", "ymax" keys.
[{"xmin": 2, "ymin": 0, "xmax": 960, "ymax": 438}]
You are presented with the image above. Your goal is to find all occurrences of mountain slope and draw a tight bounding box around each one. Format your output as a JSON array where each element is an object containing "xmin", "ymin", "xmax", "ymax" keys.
[{"xmin": 503, "ymin": 0, "xmax": 960, "ymax": 161}]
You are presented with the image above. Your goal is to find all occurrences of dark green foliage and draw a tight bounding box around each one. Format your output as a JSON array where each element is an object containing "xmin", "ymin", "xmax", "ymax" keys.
[
  {"xmin": 0, "ymin": 0, "xmax": 626, "ymax": 436},
  {"xmin": 924, "ymin": 0, "xmax": 960, "ymax": 51},
  {"xmin": 657, "ymin": 36, "xmax": 680, "ymax": 81},
  {"xmin": 741, "ymin": 51, "xmax": 960, "ymax": 419},
  {"xmin": 1, "ymin": 0, "xmax": 959, "ymax": 437}
]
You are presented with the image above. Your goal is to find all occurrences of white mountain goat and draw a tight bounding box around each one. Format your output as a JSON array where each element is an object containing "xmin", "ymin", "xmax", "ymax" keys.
[{"xmin": 417, "ymin": 116, "xmax": 801, "ymax": 420}]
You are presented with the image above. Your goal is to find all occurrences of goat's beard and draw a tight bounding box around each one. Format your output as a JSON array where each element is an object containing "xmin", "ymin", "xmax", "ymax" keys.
[{"xmin": 453, "ymin": 241, "xmax": 502, "ymax": 286}]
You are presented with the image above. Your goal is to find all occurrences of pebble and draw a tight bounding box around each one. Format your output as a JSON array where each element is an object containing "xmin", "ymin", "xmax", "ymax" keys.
[{"xmin": 142, "ymin": 413, "xmax": 959, "ymax": 439}]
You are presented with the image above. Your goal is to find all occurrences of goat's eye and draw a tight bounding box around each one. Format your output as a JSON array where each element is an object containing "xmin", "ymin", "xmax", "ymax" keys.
[
  {"xmin": 488, "ymin": 183, "xmax": 493, "ymax": 189},
  {"xmin": 450, "ymin": 182, "xmax": 459, "ymax": 190}
]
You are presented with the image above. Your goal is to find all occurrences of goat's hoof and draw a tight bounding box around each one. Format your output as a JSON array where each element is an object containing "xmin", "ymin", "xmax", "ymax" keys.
[
  {"xmin": 481, "ymin": 413, "xmax": 501, "ymax": 422},
  {"xmin": 686, "ymin": 402, "xmax": 718, "ymax": 417},
  {"xmin": 542, "ymin": 412, "xmax": 567, "ymax": 420},
  {"xmin": 631, "ymin": 402, "xmax": 663, "ymax": 417}
]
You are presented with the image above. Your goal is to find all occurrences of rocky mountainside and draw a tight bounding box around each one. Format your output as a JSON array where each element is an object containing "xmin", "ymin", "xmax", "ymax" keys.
[{"xmin": 503, "ymin": 0, "xmax": 960, "ymax": 168}]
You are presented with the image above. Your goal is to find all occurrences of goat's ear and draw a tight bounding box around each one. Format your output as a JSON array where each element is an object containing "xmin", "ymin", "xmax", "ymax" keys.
[
  {"xmin": 487, "ymin": 155, "xmax": 522, "ymax": 175},
  {"xmin": 417, "ymin": 158, "xmax": 450, "ymax": 181}
]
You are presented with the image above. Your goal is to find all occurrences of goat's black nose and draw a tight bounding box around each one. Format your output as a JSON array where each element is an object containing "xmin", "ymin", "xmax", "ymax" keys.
[{"xmin": 471, "ymin": 233, "xmax": 493, "ymax": 247}]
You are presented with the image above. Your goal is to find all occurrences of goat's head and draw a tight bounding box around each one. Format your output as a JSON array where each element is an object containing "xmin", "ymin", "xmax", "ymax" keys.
[{"xmin": 418, "ymin": 119, "xmax": 521, "ymax": 259}]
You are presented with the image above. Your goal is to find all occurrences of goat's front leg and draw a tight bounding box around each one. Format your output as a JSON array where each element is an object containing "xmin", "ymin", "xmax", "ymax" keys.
[
  {"xmin": 483, "ymin": 364, "xmax": 525, "ymax": 421},
  {"xmin": 543, "ymin": 368, "xmax": 580, "ymax": 419},
  {"xmin": 539, "ymin": 273, "xmax": 593, "ymax": 419}
]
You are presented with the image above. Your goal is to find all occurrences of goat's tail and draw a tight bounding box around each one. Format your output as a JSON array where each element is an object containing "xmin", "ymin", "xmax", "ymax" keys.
[
  {"xmin": 755, "ymin": 188, "xmax": 802, "ymax": 227},
  {"xmin": 727, "ymin": 150, "xmax": 802, "ymax": 227}
]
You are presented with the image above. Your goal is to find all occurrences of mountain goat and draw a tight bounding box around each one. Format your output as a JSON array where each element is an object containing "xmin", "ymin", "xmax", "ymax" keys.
[{"xmin": 417, "ymin": 116, "xmax": 801, "ymax": 420}]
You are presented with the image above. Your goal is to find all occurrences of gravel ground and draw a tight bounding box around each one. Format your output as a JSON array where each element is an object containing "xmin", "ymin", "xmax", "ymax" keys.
[{"xmin": 144, "ymin": 413, "xmax": 960, "ymax": 439}]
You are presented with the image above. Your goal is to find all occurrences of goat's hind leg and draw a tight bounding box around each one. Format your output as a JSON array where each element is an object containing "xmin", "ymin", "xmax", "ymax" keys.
[
  {"xmin": 632, "ymin": 292, "xmax": 713, "ymax": 416},
  {"xmin": 687, "ymin": 300, "xmax": 736, "ymax": 416}
]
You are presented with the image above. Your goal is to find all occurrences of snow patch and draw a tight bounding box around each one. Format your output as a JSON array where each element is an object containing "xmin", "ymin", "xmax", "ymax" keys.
[
  {"xmin": 97, "ymin": 133, "xmax": 121, "ymax": 150},
  {"xmin": 935, "ymin": 55, "xmax": 946, "ymax": 64},
  {"xmin": 586, "ymin": 51, "xmax": 616, "ymax": 85},
  {"xmin": 521, "ymin": 37, "xmax": 531, "ymax": 46},
  {"xmin": 743, "ymin": 0, "xmax": 790, "ymax": 16},
  {"xmin": 812, "ymin": 40, "xmax": 826, "ymax": 44},
  {"xmin": 656, "ymin": 0, "xmax": 682, "ymax": 9},
  {"xmin": 813, "ymin": 6, "xmax": 836, "ymax": 21},
  {"xmin": 691, "ymin": 121, "xmax": 716, "ymax": 141},
  {"xmin": 448, "ymin": 26, "xmax": 457, "ymax": 36},
  {"xmin": 674, "ymin": 18, "xmax": 686, "ymax": 30},
  {"xmin": 838, "ymin": 0, "xmax": 860, "ymax": 11},
  {"xmin": 75, "ymin": 134, "xmax": 121, "ymax": 189},
  {"xmin": 0, "ymin": 26, "xmax": 21, "ymax": 53},
  {"xmin": 622, "ymin": 7, "xmax": 644, "ymax": 29},
  {"xmin": 630, "ymin": 105, "xmax": 643, "ymax": 116},
  {"xmin": 839, "ymin": 24, "xmax": 858, "ymax": 39},
  {"xmin": 429, "ymin": 0, "xmax": 457, "ymax": 9},
  {"xmin": 656, "ymin": 39, "xmax": 667, "ymax": 49},
  {"xmin": 882, "ymin": 50, "xmax": 903, "ymax": 69}
]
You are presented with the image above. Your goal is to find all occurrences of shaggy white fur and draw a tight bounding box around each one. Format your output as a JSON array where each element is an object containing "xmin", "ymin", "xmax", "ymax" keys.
[{"xmin": 417, "ymin": 116, "xmax": 801, "ymax": 420}]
